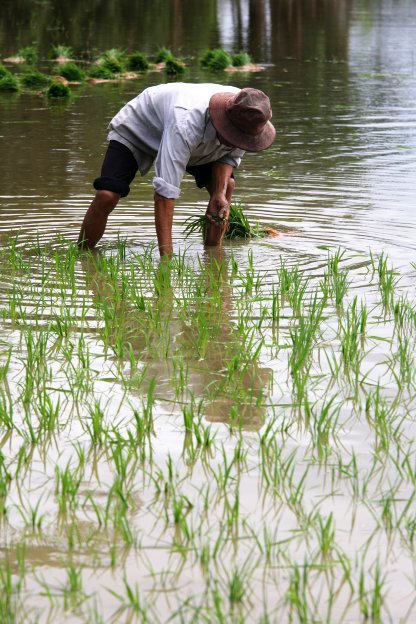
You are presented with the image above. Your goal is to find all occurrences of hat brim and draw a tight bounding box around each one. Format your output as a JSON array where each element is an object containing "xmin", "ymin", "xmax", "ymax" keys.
[{"xmin": 209, "ymin": 91, "xmax": 276, "ymax": 152}]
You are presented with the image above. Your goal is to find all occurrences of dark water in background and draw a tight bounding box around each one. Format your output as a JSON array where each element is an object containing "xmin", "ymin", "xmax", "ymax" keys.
[{"xmin": 0, "ymin": 0, "xmax": 415, "ymax": 268}]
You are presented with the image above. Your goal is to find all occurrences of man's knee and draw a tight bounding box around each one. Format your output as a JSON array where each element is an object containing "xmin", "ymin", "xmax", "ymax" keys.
[
  {"xmin": 226, "ymin": 177, "xmax": 235, "ymax": 199},
  {"xmin": 93, "ymin": 190, "xmax": 120, "ymax": 216}
]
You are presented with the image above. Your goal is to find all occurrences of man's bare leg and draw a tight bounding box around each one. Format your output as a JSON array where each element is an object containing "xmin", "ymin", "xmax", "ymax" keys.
[{"xmin": 78, "ymin": 190, "xmax": 120, "ymax": 248}]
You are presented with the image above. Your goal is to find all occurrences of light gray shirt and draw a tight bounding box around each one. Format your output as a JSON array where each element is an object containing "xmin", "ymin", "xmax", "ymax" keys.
[{"xmin": 107, "ymin": 82, "xmax": 245, "ymax": 199}]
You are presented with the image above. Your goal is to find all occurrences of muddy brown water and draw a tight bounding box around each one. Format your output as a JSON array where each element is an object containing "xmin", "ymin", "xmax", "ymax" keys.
[
  {"xmin": 1, "ymin": 0, "xmax": 416, "ymax": 622},
  {"xmin": 0, "ymin": 0, "xmax": 415, "ymax": 271}
]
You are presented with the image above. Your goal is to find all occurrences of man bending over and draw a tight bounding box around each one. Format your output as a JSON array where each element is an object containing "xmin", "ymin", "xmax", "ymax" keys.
[{"xmin": 78, "ymin": 82, "xmax": 275, "ymax": 256}]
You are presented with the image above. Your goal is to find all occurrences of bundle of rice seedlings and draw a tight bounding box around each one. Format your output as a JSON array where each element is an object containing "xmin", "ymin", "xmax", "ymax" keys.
[
  {"xmin": 184, "ymin": 203, "xmax": 268, "ymax": 240},
  {"xmin": 88, "ymin": 65, "xmax": 116, "ymax": 80},
  {"xmin": 47, "ymin": 81, "xmax": 71, "ymax": 98},
  {"xmin": 126, "ymin": 52, "xmax": 149, "ymax": 72},
  {"xmin": 55, "ymin": 62, "xmax": 85, "ymax": 82},
  {"xmin": 165, "ymin": 57, "xmax": 186, "ymax": 77},
  {"xmin": 199, "ymin": 48, "xmax": 232, "ymax": 71},
  {"xmin": 231, "ymin": 52, "xmax": 252, "ymax": 67},
  {"xmin": 96, "ymin": 49, "xmax": 126, "ymax": 74},
  {"xmin": 20, "ymin": 71, "xmax": 50, "ymax": 89},
  {"xmin": 0, "ymin": 63, "xmax": 9, "ymax": 78},
  {"xmin": 16, "ymin": 46, "xmax": 38, "ymax": 65},
  {"xmin": 0, "ymin": 74, "xmax": 19, "ymax": 92},
  {"xmin": 50, "ymin": 45, "xmax": 74, "ymax": 61},
  {"xmin": 155, "ymin": 47, "xmax": 172, "ymax": 63}
]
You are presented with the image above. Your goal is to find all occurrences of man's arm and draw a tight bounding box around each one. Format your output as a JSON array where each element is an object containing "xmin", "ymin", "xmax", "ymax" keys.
[
  {"xmin": 154, "ymin": 193, "xmax": 175, "ymax": 256},
  {"xmin": 204, "ymin": 162, "xmax": 235, "ymax": 246},
  {"xmin": 206, "ymin": 162, "xmax": 234, "ymax": 221}
]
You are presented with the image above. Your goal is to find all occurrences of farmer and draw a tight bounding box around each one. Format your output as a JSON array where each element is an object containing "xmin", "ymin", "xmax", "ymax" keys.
[{"xmin": 78, "ymin": 82, "xmax": 275, "ymax": 256}]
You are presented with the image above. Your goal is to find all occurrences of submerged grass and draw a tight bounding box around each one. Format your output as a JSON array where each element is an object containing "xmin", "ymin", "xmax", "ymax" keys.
[{"xmin": 0, "ymin": 235, "xmax": 415, "ymax": 621}]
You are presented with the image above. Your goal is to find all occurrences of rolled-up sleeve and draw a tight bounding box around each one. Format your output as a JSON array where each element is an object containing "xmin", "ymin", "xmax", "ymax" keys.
[
  {"xmin": 153, "ymin": 123, "xmax": 191, "ymax": 199},
  {"xmin": 218, "ymin": 148, "xmax": 245, "ymax": 169}
]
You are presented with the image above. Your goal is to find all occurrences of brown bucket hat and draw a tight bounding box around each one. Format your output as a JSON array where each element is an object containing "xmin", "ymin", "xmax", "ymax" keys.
[{"xmin": 209, "ymin": 87, "xmax": 276, "ymax": 152}]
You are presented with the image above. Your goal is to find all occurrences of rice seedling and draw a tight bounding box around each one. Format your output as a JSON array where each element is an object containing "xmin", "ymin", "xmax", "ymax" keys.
[
  {"xmin": 155, "ymin": 47, "xmax": 172, "ymax": 63},
  {"xmin": 16, "ymin": 46, "xmax": 38, "ymax": 65},
  {"xmin": 49, "ymin": 44, "xmax": 74, "ymax": 61},
  {"xmin": 359, "ymin": 562, "xmax": 385, "ymax": 622},
  {"xmin": 0, "ymin": 73, "xmax": 19, "ymax": 92},
  {"xmin": 0, "ymin": 560, "xmax": 19, "ymax": 623},
  {"xmin": 87, "ymin": 64, "xmax": 116, "ymax": 80},
  {"xmin": 126, "ymin": 51, "xmax": 149, "ymax": 72},
  {"xmin": 1, "ymin": 235, "xmax": 416, "ymax": 621},
  {"xmin": 54, "ymin": 61, "xmax": 85, "ymax": 82},
  {"xmin": 47, "ymin": 81, "xmax": 71, "ymax": 98},
  {"xmin": 96, "ymin": 48, "xmax": 126, "ymax": 74},
  {"xmin": 164, "ymin": 57, "xmax": 187, "ymax": 77},
  {"xmin": 285, "ymin": 562, "xmax": 312, "ymax": 624},
  {"xmin": 0, "ymin": 63, "xmax": 9, "ymax": 78},
  {"xmin": 199, "ymin": 48, "xmax": 232, "ymax": 71},
  {"xmin": 288, "ymin": 291, "xmax": 324, "ymax": 379},
  {"xmin": 376, "ymin": 252, "xmax": 397, "ymax": 309},
  {"xmin": 20, "ymin": 70, "xmax": 50, "ymax": 89},
  {"xmin": 184, "ymin": 202, "xmax": 266, "ymax": 240},
  {"xmin": 108, "ymin": 576, "xmax": 157, "ymax": 622},
  {"xmin": 339, "ymin": 297, "xmax": 365, "ymax": 373},
  {"xmin": 231, "ymin": 52, "xmax": 252, "ymax": 67}
]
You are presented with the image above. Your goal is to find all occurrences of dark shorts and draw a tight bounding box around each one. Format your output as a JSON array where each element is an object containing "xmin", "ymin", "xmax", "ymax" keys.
[
  {"xmin": 185, "ymin": 163, "xmax": 235, "ymax": 189},
  {"xmin": 93, "ymin": 140, "xmax": 234, "ymax": 197},
  {"xmin": 94, "ymin": 140, "xmax": 139, "ymax": 198}
]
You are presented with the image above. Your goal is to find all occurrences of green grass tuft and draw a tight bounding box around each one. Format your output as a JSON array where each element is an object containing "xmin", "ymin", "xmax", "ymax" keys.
[
  {"xmin": 199, "ymin": 48, "xmax": 232, "ymax": 71},
  {"xmin": 0, "ymin": 63, "xmax": 9, "ymax": 79},
  {"xmin": 47, "ymin": 81, "xmax": 71, "ymax": 98},
  {"xmin": 96, "ymin": 49, "xmax": 126, "ymax": 74},
  {"xmin": 88, "ymin": 65, "xmax": 116, "ymax": 80},
  {"xmin": 16, "ymin": 46, "xmax": 38, "ymax": 65},
  {"xmin": 155, "ymin": 47, "xmax": 172, "ymax": 63},
  {"xmin": 126, "ymin": 52, "xmax": 149, "ymax": 72},
  {"xmin": 0, "ymin": 74, "xmax": 19, "ymax": 92},
  {"xmin": 49, "ymin": 44, "xmax": 74, "ymax": 60},
  {"xmin": 165, "ymin": 57, "xmax": 187, "ymax": 77},
  {"xmin": 20, "ymin": 71, "xmax": 50, "ymax": 89},
  {"xmin": 55, "ymin": 62, "xmax": 85, "ymax": 82},
  {"xmin": 231, "ymin": 52, "xmax": 252, "ymax": 67}
]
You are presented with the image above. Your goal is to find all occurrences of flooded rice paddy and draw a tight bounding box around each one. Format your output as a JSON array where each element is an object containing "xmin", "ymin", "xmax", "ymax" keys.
[{"xmin": 1, "ymin": 0, "xmax": 416, "ymax": 622}]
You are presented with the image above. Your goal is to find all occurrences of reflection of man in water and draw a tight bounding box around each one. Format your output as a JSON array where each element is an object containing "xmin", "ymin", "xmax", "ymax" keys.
[
  {"xmin": 78, "ymin": 83, "xmax": 275, "ymax": 256},
  {"xmin": 81, "ymin": 250, "xmax": 271, "ymax": 431}
]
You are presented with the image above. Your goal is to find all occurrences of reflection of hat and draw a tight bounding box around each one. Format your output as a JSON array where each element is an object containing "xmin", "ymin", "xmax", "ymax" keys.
[{"xmin": 209, "ymin": 87, "xmax": 276, "ymax": 152}]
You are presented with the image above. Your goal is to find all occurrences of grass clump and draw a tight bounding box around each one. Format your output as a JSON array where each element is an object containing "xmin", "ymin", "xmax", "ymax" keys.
[
  {"xmin": 0, "ymin": 74, "xmax": 19, "ymax": 92},
  {"xmin": 55, "ymin": 62, "xmax": 85, "ymax": 82},
  {"xmin": 165, "ymin": 57, "xmax": 187, "ymax": 77},
  {"xmin": 227, "ymin": 203, "xmax": 265, "ymax": 238},
  {"xmin": 184, "ymin": 203, "xmax": 266, "ymax": 240},
  {"xmin": 16, "ymin": 46, "xmax": 38, "ymax": 65},
  {"xmin": 0, "ymin": 63, "xmax": 9, "ymax": 79},
  {"xmin": 199, "ymin": 48, "xmax": 232, "ymax": 71},
  {"xmin": 126, "ymin": 52, "xmax": 149, "ymax": 72},
  {"xmin": 231, "ymin": 52, "xmax": 252, "ymax": 67},
  {"xmin": 50, "ymin": 44, "xmax": 74, "ymax": 60},
  {"xmin": 155, "ymin": 47, "xmax": 172, "ymax": 63},
  {"xmin": 20, "ymin": 71, "xmax": 50, "ymax": 89},
  {"xmin": 47, "ymin": 81, "xmax": 71, "ymax": 99},
  {"xmin": 88, "ymin": 65, "xmax": 116, "ymax": 80},
  {"xmin": 96, "ymin": 49, "xmax": 126, "ymax": 74}
]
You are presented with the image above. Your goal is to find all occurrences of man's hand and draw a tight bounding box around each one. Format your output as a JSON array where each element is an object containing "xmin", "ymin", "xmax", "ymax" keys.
[
  {"xmin": 206, "ymin": 193, "xmax": 230, "ymax": 224},
  {"xmin": 204, "ymin": 162, "xmax": 235, "ymax": 247}
]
